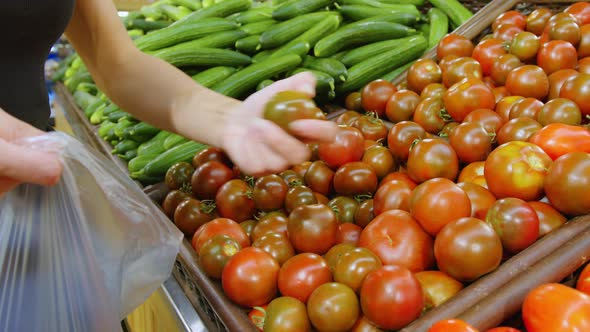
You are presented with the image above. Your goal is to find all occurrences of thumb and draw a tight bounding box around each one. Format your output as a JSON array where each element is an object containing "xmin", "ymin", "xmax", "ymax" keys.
[
  {"xmin": 252, "ymin": 71, "xmax": 317, "ymax": 101},
  {"xmin": 0, "ymin": 138, "xmax": 62, "ymax": 186}
]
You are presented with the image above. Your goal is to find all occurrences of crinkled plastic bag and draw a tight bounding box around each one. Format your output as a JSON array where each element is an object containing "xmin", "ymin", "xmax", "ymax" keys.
[{"xmin": 0, "ymin": 132, "xmax": 183, "ymax": 331}]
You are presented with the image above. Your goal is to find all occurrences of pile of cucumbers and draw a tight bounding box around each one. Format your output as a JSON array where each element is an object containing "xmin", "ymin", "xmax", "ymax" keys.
[{"xmin": 54, "ymin": 0, "xmax": 475, "ymax": 186}]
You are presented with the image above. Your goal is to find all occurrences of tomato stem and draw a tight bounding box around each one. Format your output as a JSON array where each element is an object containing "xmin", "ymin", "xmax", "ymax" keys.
[
  {"xmin": 180, "ymin": 182, "xmax": 193, "ymax": 195},
  {"xmin": 200, "ymin": 200, "xmax": 217, "ymax": 215},
  {"xmin": 354, "ymin": 194, "xmax": 373, "ymax": 203},
  {"xmin": 438, "ymin": 108, "xmax": 453, "ymax": 122}
]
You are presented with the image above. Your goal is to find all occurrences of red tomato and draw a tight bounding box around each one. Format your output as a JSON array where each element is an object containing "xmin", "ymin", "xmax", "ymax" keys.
[
  {"xmin": 373, "ymin": 179, "xmax": 417, "ymax": 214},
  {"xmin": 486, "ymin": 328, "xmax": 521, "ymax": 332},
  {"xmin": 278, "ymin": 253, "xmax": 332, "ymax": 304},
  {"xmin": 329, "ymin": 196, "xmax": 359, "ymax": 224},
  {"xmin": 248, "ymin": 305, "xmax": 268, "ymax": 332},
  {"xmin": 385, "ymin": 89, "xmax": 422, "ymax": 123},
  {"xmin": 333, "ymin": 247, "xmax": 382, "ymax": 293},
  {"xmin": 412, "ymin": 97, "xmax": 447, "ymax": 135},
  {"xmin": 353, "ymin": 114, "xmax": 389, "ymax": 141},
  {"xmin": 252, "ymin": 233, "xmax": 295, "ymax": 267},
  {"xmin": 505, "ymin": 65, "xmax": 550, "ymax": 100},
  {"xmin": 336, "ymin": 223, "xmax": 362, "ymax": 246},
  {"xmin": 318, "ymin": 126, "xmax": 365, "ymax": 169},
  {"xmin": 458, "ymin": 182, "xmax": 497, "ymax": 220},
  {"xmin": 362, "ymin": 145, "xmax": 397, "ymax": 179},
  {"xmin": 437, "ymin": 34, "xmax": 475, "ymax": 60},
  {"xmin": 410, "ymin": 178, "xmax": 472, "ymax": 236},
  {"xmin": 494, "ymin": 24, "xmax": 524, "ymax": 42},
  {"xmin": 414, "ymin": 271, "xmax": 464, "ymax": 309},
  {"xmin": 458, "ymin": 161, "xmax": 488, "ymax": 188},
  {"xmin": 222, "ymin": 247, "xmax": 279, "ymax": 307},
  {"xmin": 288, "ymin": 204, "xmax": 338, "ymax": 255},
  {"xmin": 191, "ymin": 161, "xmax": 234, "ymax": 200},
  {"xmin": 333, "ymin": 162, "xmax": 378, "ymax": 196},
  {"xmin": 528, "ymin": 201, "xmax": 568, "ymax": 237},
  {"xmin": 407, "ymin": 138, "xmax": 460, "ymax": 183},
  {"xmin": 358, "ymin": 209, "xmax": 434, "ymax": 272},
  {"xmin": 577, "ymin": 263, "xmax": 590, "ymax": 295},
  {"xmin": 263, "ymin": 297, "xmax": 310, "ymax": 332},
  {"xmin": 407, "ymin": 59, "xmax": 443, "ymax": 94},
  {"xmin": 463, "ymin": 108, "xmax": 505, "ymax": 135},
  {"xmin": 491, "ymin": 54, "xmax": 523, "ymax": 86},
  {"xmin": 336, "ymin": 110, "xmax": 362, "ymax": 126},
  {"xmin": 174, "ymin": 198, "xmax": 215, "ymax": 237},
  {"xmin": 508, "ymin": 97, "xmax": 543, "ymax": 121},
  {"xmin": 304, "ymin": 160, "xmax": 334, "ymax": 196},
  {"xmin": 387, "ymin": 121, "xmax": 427, "ymax": 161},
  {"xmin": 360, "ymin": 265, "xmax": 424, "ymax": 330},
  {"xmin": 307, "ymin": 283, "xmax": 360, "ymax": 331},
  {"xmin": 510, "ymin": 31, "xmax": 540, "ymax": 62},
  {"xmin": 351, "ymin": 314, "xmax": 384, "ymax": 332},
  {"xmin": 472, "ymin": 39, "xmax": 508, "ymax": 76},
  {"xmin": 484, "ymin": 141, "xmax": 553, "ymax": 201},
  {"xmin": 496, "ymin": 117, "xmax": 543, "ymax": 145},
  {"xmin": 579, "ymin": 56, "xmax": 590, "ymax": 74},
  {"xmin": 538, "ymin": 98, "xmax": 582, "ymax": 126},
  {"xmin": 421, "ymin": 82, "xmax": 447, "ymax": 100},
  {"xmin": 529, "ymin": 123, "xmax": 590, "ymax": 160},
  {"xmin": 443, "ymin": 78, "xmax": 496, "ymax": 122},
  {"xmin": 559, "ymin": 73, "xmax": 590, "ymax": 116},
  {"xmin": 496, "ymin": 96, "xmax": 525, "ymax": 122},
  {"xmin": 544, "ymin": 152, "xmax": 590, "ymax": 216},
  {"xmin": 485, "ymin": 198, "xmax": 540, "ymax": 254},
  {"xmin": 578, "ymin": 24, "xmax": 590, "ymax": 57},
  {"xmin": 192, "ymin": 147, "xmax": 232, "ymax": 169},
  {"xmin": 442, "ymin": 57, "xmax": 483, "ymax": 88},
  {"xmin": 192, "ymin": 217, "xmax": 250, "ymax": 254},
  {"xmin": 548, "ymin": 69, "xmax": 579, "ymax": 101},
  {"xmin": 251, "ymin": 211, "xmax": 288, "ymax": 243},
  {"xmin": 199, "ymin": 235, "xmax": 241, "ymax": 279},
  {"xmin": 428, "ymin": 319, "xmax": 479, "ymax": 332},
  {"xmin": 527, "ymin": 8, "xmax": 553, "ymax": 36},
  {"xmin": 361, "ymin": 79, "xmax": 397, "ymax": 116},
  {"xmin": 253, "ymin": 175, "xmax": 288, "ymax": 212},
  {"xmin": 565, "ymin": 2, "xmax": 590, "ymax": 25},
  {"xmin": 355, "ymin": 199, "xmax": 375, "ymax": 229},
  {"xmin": 215, "ymin": 179, "xmax": 255, "ymax": 222},
  {"xmin": 537, "ymin": 40, "xmax": 578, "ymax": 75},
  {"xmin": 449, "ymin": 122, "xmax": 494, "ymax": 163},
  {"xmin": 493, "ymin": 10, "xmax": 527, "ymax": 31},
  {"xmin": 523, "ymin": 283, "xmax": 590, "ymax": 332}
]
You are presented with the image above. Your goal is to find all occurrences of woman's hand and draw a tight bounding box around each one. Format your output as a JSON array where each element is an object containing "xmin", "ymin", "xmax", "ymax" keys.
[
  {"xmin": 0, "ymin": 110, "xmax": 62, "ymax": 197},
  {"xmin": 219, "ymin": 72, "xmax": 339, "ymax": 176}
]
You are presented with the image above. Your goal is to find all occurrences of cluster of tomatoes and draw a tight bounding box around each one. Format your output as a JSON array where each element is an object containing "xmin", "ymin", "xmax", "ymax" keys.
[{"xmin": 159, "ymin": 2, "xmax": 590, "ymax": 331}]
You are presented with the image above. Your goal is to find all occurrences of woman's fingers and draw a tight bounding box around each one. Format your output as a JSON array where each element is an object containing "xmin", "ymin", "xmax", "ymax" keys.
[
  {"xmin": 249, "ymin": 72, "xmax": 317, "ymax": 103},
  {"xmin": 289, "ymin": 119, "xmax": 339, "ymax": 143},
  {"xmin": 0, "ymin": 138, "xmax": 62, "ymax": 186}
]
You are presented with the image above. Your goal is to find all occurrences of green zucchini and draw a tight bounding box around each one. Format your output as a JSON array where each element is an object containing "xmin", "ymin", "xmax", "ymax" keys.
[
  {"xmin": 429, "ymin": 0, "xmax": 473, "ymax": 28},
  {"xmin": 252, "ymin": 49, "xmax": 274, "ymax": 63},
  {"xmin": 235, "ymin": 35, "xmax": 261, "ymax": 54},
  {"xmin": 84, "ymin": 98, "xmax": 106, "ymax": 119},
  {"xmin": 141, "ymin": 6, "xmax": 165, "ymax": 21},
  {"xmin": 339, "ymin": 0, "xmax": 421, "ymax": 12},
  {"xmin": 128, "ymin": 154, "xmax": 160, "ymax": 173},
  {"xmin": 302, "ymin": 56, "xmax": 347, "ymax": 83},
  {"xmin": 114, "ymin": 120, "xmax": 137, "ymax": 139},
  {"xmin": 272, "ymin": 0, "xmax": 333, "ymax": 21},
  {"xmin": 381, "ymin": 59, "xmax": 417, "ymax": 82},
  {"xmin": 112, "ymin": 139, "xmax": 140, "ymax": 155},
  {"xmin": 102, "ymin": 103, "xmax": 121, "ymax": 116},
  {"xmin": 164, "ymin": 134, "xmax": 189, "ymax": 150},
  {"xmin": 170, "ymin": 0, "xmax": 202, "ymax": 10},
  {"xmin": 378, "ymin": 0, "xmax": 424, "ymax": 4},
  {"xmin": 234, "ymin": 7, "xmax": 274, "ymax": 24},
  {"xmin": 419, "ymin": 22, "xmax": 431, "ymax": 38},
  {"xmin": 73, "ymin": 90, "xmax": 97, "ymax": 110},
  {"xmin": 259, "ymin": 12, "xmax": 338, "ymax": 49},
  {"xmin": 130, "ymin": 122, "xmax": 161, "ymax": 138},
  {"xmin": 155, "ymin": 48, "xmax": 252, "ymax": 68},
  {"xmin": 354, "ymin": 12, "xmax": 420, "ymax": 26},
  {"xmin": 314, "ymin": 20, "xmax": 417, "ymax": 57},
  {"xmin": 137, "ymin": 131, "xmax": 173, "ymax": 156},
  {"xmin": 65, "ymin": 71, "xmax": 93, "ymax": 92},
  {"xmin": 179, "ymin": 0, "xmax": 252, "ymax": 23},
  {"xmin": 98, "ymin": 121, "xmax": 116, "ymax": 138},
  {"xmin": 155, "ymin": 29, "xmax": 248, "ymax": 53},
  {"xmin": 126, "ymin": 19, "xmax": 172, "ymax": 32},
  {"xmin": 337, "ymin": 5, "xmax": 420, "ymax": 22},
  {"xmin": 336, "ymin": 34, "xmax": 427, "ymax": 93},
  {"xmin": 256, "ymin": 79, "xmax": 275, "ymax": 91},
  {"xmin": 212, "ymin": 54, "xmax": 302, "ymax": 99},
  {"xmin": 134, "ymin": 18, "xmax": 238, "ymax": 51},
  {"xmin": 268, "ymin": 41, "xmax": 310, "ymax": 61},
  {"xmin": 239, "ymin": 20, "xmax": 277, "ymax": 35},
  {"xmin": 135, "ymin": 140, "xmax": 208, "ymax": 177},
  {"xmin": 192, "ymin": 66, "xmax": 237, "ymax": 88},
  {"xmin": 339, "ymin": 35, "xmax": 425, "ymax": 67},
  {"xmin": 159, "ymin": 4, "xmax": 192, "ymax": 21},
  {"xmin": 108, "ymin": 110, "xmax": 131, "ymax": 123},
  {"xmin": 120, "ymin": 149, "xmax": 139, "ymax": 162},
  {"xmin": 427, "ymin": 7, "xmax": 449, "ymax": 48},
  {"xmin": 291, "ymin": 14, "xmax": 341, "ymax": 48}
]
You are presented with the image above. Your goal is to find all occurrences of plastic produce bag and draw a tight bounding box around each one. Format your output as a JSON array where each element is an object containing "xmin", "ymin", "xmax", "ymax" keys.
[{"xmin": 0, "ymin": 132, "xmax": 183, "ymax": 331}]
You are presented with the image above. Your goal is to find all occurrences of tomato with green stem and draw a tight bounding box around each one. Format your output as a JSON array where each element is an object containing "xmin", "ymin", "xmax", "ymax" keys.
[
  {"xmin": 336, "ymin": 110, "xmax": 361, "ymax": 126},
  {"xmin": 215, "ymin": 179, "xmax": 255, "ymax": 222},
  {"xmin": 353, "ymin": 113, "xmax": 389, "ymax": 141},
  {"xmin": 174, "ymin": 198, "xmax": 216, "ymax": 237},
  {"xmin": 329, "ymin": 196, "xmax": 359, "ymax": 224},
  {"xmin": 443, "ymin": 77, "xmax": 496, "ymax": 123},
  {"xmin": 248, "ymin": 305, "xmax": 268, "ymax": 332},
  {"xmin": 412, "ymin": 97, "xmax": 449, "ymax": 135},
  {"xmin": 407, "ymin": 138, "xmax": 460, "ymax": 183},
  {"xmin": 198, "ymin": 234, "xmax": 241, "ymax": 279}
]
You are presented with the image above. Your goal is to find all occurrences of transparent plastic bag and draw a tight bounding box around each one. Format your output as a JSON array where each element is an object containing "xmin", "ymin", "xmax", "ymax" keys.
[{"xmin": 0, "ymin": 132, "xmax": 183, "ymax": 331}]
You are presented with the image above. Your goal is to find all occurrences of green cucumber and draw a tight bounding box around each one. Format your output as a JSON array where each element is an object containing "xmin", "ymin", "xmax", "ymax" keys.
[
  {"xmin": 126, "ymin": 19, "xmax": 172, "ymax": 32},
  {"xmin": 65, "ymin": 71, "xmax": 93, "ymax": 92},
  {"xmin": 290, "ymin": 68, "xmax": 335, "ymax": 100},
  {"xmin": 256, "ymin": 79, "xmax": 275, "ymax": 91},
  {"xmin": 120, "ymin": 149, "xmax": 139, "ymax": 162},
  {"xmin": 354, "ymin": 12, "xmax": 420, "ymax": 26},
  {"xmin": 155, "ymin": 48, "xmax": 251, "ymax": 68},
  {"xmin": 381, "ymin": 59, "xmax": 417, "ymax": 82},
  {"xmin": 130, "ymin": 122, "xmax": 161, "ymax": 138},
  {"xmin": 272, "ymin": 0, "xmax": 333, "ymax": 21},
  {"xmin": 170, "ymin": 0, "xmax": 202, "ymax": 10},
  {"xmin": 192, "ymin": 66, "xmax": 237, "ymax": 88},
  {"xmin": 112, "ymin": 139, "xmax": 140, "ymax": 155},
  {"xmin": 235, "ymin": 35, "xmax": 261, "ymax": 54},
  {"xmin": 137, "ymin": 131, "xmax": 173, "ymax": 156},
  {"xmin": 75, "ymin": 82, "xmax": 98, "ymax": 95},
  {"xmin": 339, "ymin": 35, "xmax": 425, "ymax": 67},
  {"xmin": 302, "ymin": 56, "xmax": 347, "ymax": 83},
  {"xmin": 179, "ymin": 0, "xmax": 252, "ymax": 23},
  {"xmin": 252, "ymin": 50, "xmax": 274, "ymax": 63},
  {"xmin": 90, "ymin": 107, "xmax": 106, "ymax": 125},
  {"xmin": 157, "ymin": 29, "xmax": 248, "ymax": 52},
  {"xmin": 141, "ymin": 5, "xmax": 165, "ymax": 21},
  {"xmin": 114, "ymin": 120, "xmax": 137, "ymax": 139},
  {"xmin": 259, "ymin": 12, "xmax": 338, "ymax": 49},
  {"xmin": 234, "ymin": 7, "xmax": 274, "ymax": 24},
  {"xmin": 102, "ymin": 103, "xmax": 121, "ymax": 116},
  {"xmin": 291, "ymin": 14, "xmax": 341, "ymax": 48},
  {"xmin": 339, "ymin": 0, "xmax": 420, "ymax": 12},
  {"xmin": 239, "ymin": 20, "xmax": 277, "ymax": 35},
  {"xmin": 314, "ymin": 20, "xmax": 417, "ymax": 57},
  {"xmin": 427, "ymin": 7, "xmax": 449, "ymax": 48},
  {"xmin": 164, "ymin": 133, "xmax": 189, "ymax": 150},
  {"xmin": 135, "ymin": 140, "xmax": 208, "ymax": 177},
  {"xmin": 429, "ymin": 0, "xmax": 473, "ymax": 28},
  {"xmin": 98, "ymin": 121, "xmax": 116, "ymax": 138},
  {"xmin": 108, "ymin": 110, "xmax": 131, "ymax": 123},
  {"xmin": 73, "ymin": 90, "xmax": 97, "ymax": 110},
  {"xmin": 212, "ymin": 54, "xmax": 302, "ymax": 99},
  {"xmin": 337, "ymin": 5, "xmax": 420, "ymax": 21},
  {"xmin": 84, "ymin": 99, "xmax": 106, "ymax": 119},
  {"xmin": 379, "ymin": 0, "xmax": 424, "ymax": 4},
  {"xmin": 159, "ymin": 4, "xmax": 192, "ymax": 21},
  {"xmin": 267, "ymin": 41, "xmax": 310, "ymax": 61},
  {"xmin": 336, "ymin": 34, "xmax": 427, "ymax": 93},
  {"xmin": 128, "ymin": 154, "xmax": 160, "ymax": 174}
]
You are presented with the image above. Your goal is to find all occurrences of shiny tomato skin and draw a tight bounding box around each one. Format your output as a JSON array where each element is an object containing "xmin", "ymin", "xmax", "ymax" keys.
[
  {"xmin": 334, "ymin": 247, "xmax": 382, "ymax": 293},
  {"xmin": 387, "ymin": 121, "xmax": 427, "ymax": 161},
  {"xmin": 437, "ymin": 34, "xmax": 475, "ymax": 60},
  {"xmin": 496, "ymin": 96, "xmax": 525, "ymax": 122},
  {"xmin": 222, "ymin": 247, "xmax": 280, "ymax": 307},
  {"xmin": 528, "ymin": 201, "xmax": 567, "ymax": 237},
  {"xmin": 373, "ymin": 179, "xmax": 416, "ymax": 214},
  {"xmin": 508, "ymin": 98, "xmax": 543, "ymax": 121},
  {"xmin": 253, "ymin": 175, "xmax": 288, "ymax": 212},
  {"xmin": 548, "ymin": 69, "xmax": 579, "ymax": 101},
  {"xmin": 458, "ymin": 161, "xmax": 488, "ymax": 188},
  {"xmin": 336, "ymin": 110, "xmax": 362, "ymax": 126},
  {"xmin": 485, "ymin": 328, "xmax": 521, "ymax": 332},
  {"xmin": 528, "ymin": 123, "xmax": 590, "ymax": 160},
  {"xmin": 578, "ymin": 24, "xmax": 590, "ymax": 58},
  {"xmin": 406, "ymin": 138, "xmax": 460, "ymax": 183},
  {"xmin": 362, "ymin": 145, "xmax": 397, "ymax": 179},
  {"xmin": 355, "ymin": 199, "xmax": 375, "ymax": 229},
  {"xmin": 449, "ymin": 122, "xmax": 493, "ymax": 163},
  {"xmin": 559, "ymin": 73, "xmax": 590, "ymax": 116},
  {"xmin": 577, "ymin": 263, "xmax": 590, "ymax": 295},
  {"xmin": 361, "ymin": 79, "xmax": 398, "ymax": 116},
  {"xmin": 163, "ymin": 189, "xmax": 191, "ymax": 219},
  {"xmin": 324, "ymin": 243, "xmax": 356, "ymax": 273},
  {"xmin": 496, "ymin": 117, "xmax": 543, "ymax": 145},
  {"xmin": 252, "ymin": 232, "xmax": 295, "ymax": 266},
  {"xmin": 435, "ymin": 217, "xmax": 503, "ymax": 282},
  {"xmin": 443, "ymin": 78, "xmax": 496, "ymax": 122},
  {"xmin": 505, "ymin": 65, "xmax": 550, "ymax": 100},
  {"xmin": 251, "ymin": 211, "xmax": 288, "ymax": 243},
  {"xmin": 215, "ymin": 179, "xmax": 255, "ymax": 222},
  {"xmin": 351, "ymin": 314, "xmax": 385, "ymax": 332},
  {"xmin": 421, "ymin": 83, "xmax": 447, "ymax": 100},
  {"xmin": 527, "ymin": 8, "xmax": 553, "ymax": 36},
  {"xmin": 414, "ymin": 271, "xmax": 464, "ymax": 309},
  {"xmin": 510, "ymin": 31, "xmax": 540, "ymax": 61},
  {"xmin": 491, "ymin": 54, "xmax": 523, "ymax": 86},
  {"xmin": 484, "ymin": 141, "xmax": 553, "ymax": 201},
  {"xmin": 442, "ymin": 57, "xmax": 483, "ymax": 88},
  {"xmin": 458, "ymin": 182, "xmax": 497, "ymax": 220},
  {"xmin": 358, "ymin": 209, "xmax": 435, "ymax": 272},
  {"xmin": 284, "ymin": 185, "xmax": 317, "ymax": 213},
  {"xmin": 307, "ymin": 283, "xmax": 360, "ymax": 332},
  {"xmin": 174, "ymin": 198, "xmax": 216, "ymax": 237},
  {"xmin": 336, "ymin": 222, "xmax": 362, "ymax": 246},
  {"xmin": 192, "ymin": 146, "xmax": 232, "ymax": 169},
  {"xmin": 198, "ymin": 234, "xmax": 241, "ymax": 279},
  {"xmin": 494, "ymin": 24, "xmax": 524, "ymax": 42},
  {"xmin": 318, "ymin": 126, "xmax": 365, "ymax": 169},
  {"xmin": 304, "ymin": 160, "xmax": 334, "ymax": 196},
  {"xmin": 360, "ymin": 265, "xmax": 424, "ymax": 330},
  {"xmin": 407, "ymin": 59, "xmax": 443, "ymax": 94},
  {"xmin": 263, "ymin": 91, "xmax": 325, "ymax": 133},
  {"xmin": 538, "ymin": 98, "xmax": 582, "ymax": 125},
  {"xmin": 523, "ymin": 283, "xmax": 590, "ymax": 332},
  {"xmin": 463, "ymin": 108, "xmax": 505, "ymax": 135},
  {"xmin": 385, "ymin": 89, "xmax": 421, "ymax": 123},
  {"xmin": 537, "ymin": 40, "xmax": 578, "ymax": 75},
  {"xmin": 428, "ymin": 319, "xmax": 478, "ymax": 332},
  {"xmin": 353, "ymin": 114, "xmax": 389, "ymax": 141},
  {"xmin": 485, "ymin": 198, "xmax": 540, "ymax": 254},
  {"xmin": 191, "ymin": 160, "xmax": 234, "ymax": 200},
  {"xmin": 192, "ymin": 217, "xmax": 250, "ymax": 252},
  {"xmin": 493, "ymin": 10, "xmax": 527, "ymax": 31},
  {"xmin": 263, "ymin": 296, "xmax": 311, "ymax": 332},
  {"xmin": 333, "ymin": 162, "xmax": 379, "ymax": 196},
  {"xmin": 412, "ymin": 97, "xmax": 448, "ymax": 135},
  {"xmin": 544, "ymin": 152, "xmax": 590, "ymax": 216},
  {"xmin": 287, "ymin": 204, "xmax": 338, "ymax": 255},
  {"xmin": 329, "ymin": 195, "xmax": 360, "ymax": 225},
  {"xmin": 472, "ymin": 38, "xmax": 508, "ymax": 76},
  {"xmin": 565, "ymin": 2, "xmax": 590, "ymax": 25},
  {"xmin": 278, "ymin": 253, "xmax": 332, "ymax": 304},
  {"xmin": 410, "ymin": 178, "xmax": 472, "ymax": 236}
]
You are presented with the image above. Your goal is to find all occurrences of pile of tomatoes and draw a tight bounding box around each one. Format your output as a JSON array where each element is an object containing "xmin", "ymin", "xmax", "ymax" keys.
[{"xmin": 159, "ymin": 2, "xmax": 590, "ymax": 331}]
